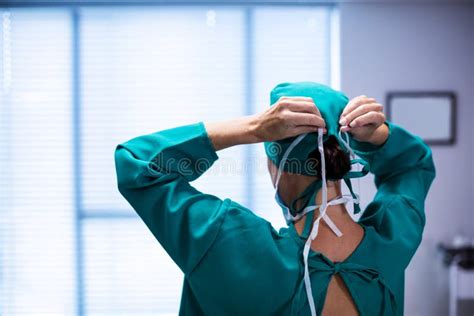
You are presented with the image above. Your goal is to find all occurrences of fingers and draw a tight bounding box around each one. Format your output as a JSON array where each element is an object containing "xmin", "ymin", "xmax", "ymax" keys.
[
  {"xmin": 341, "ymin": 95, "xmax": 376, "ymax": 118},
  {"xmin": 277, "ymin": 97, "xmax": 326, "ymax": 131},
  {"xmin": 350, "ymin": 111, "xmax": 385, "ymax": 128},
  {"xmin": 275, "ymin": 97, "xmax": 331, "ymax": 137},
  {"xmin": 287, "ymin": 112, "xmax": 326, "ymax": 128},
  {"xmin": 278, "ymin": 96, "xmax": 314, "ymax": 102},
  {"xmin": 341, "ymin": 103, "xmax": 383, "ymax": 127},
  {"xmin": 340, "ymin": 125, "xmax": 351, "ymax": 133},
  {"xmin": 278, "ymin": 96, "xmax": 321, "ymax": 116},
  {"xmin": 339, "ymin": 94, "xmax": 383, "ymax": 129},
  {"xmin": 286, "ymin": 101, "xmax": 320, "ymax": 115}
]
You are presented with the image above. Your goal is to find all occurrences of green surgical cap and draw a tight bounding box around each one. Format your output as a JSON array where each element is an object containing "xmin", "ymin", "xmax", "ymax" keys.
[{"xmin": 264, "ymin": 82, "xmax": 350, "ymax": 176}]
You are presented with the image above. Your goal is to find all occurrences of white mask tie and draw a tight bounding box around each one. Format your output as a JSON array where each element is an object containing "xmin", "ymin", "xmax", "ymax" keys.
[{"xmin": 273, "ymin": 128, "xmax": 363, "ymax": 316}]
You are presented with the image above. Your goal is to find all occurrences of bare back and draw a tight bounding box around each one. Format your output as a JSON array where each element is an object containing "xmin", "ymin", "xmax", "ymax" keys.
[{"xmin": 294, "ymin": 205, "xmax": 364, "ymax": 316}]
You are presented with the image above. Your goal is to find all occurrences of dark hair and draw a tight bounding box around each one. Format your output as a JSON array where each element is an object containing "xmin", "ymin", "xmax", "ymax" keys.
[{"xmin": 306, "ymin": 135, "xmax": 351, "ymax": 180}]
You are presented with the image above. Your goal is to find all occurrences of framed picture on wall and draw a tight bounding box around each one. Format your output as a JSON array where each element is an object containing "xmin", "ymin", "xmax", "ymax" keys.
[{"xmin": 386, "ymin": 92, "xmax": 456, "ymax": 145}]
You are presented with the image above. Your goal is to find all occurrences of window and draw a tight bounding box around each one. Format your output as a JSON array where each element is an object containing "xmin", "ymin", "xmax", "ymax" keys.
[
  {"xmin": 0, "ymin": 4, "xmax": 336, "ymax": 315},
  {"xmin": 0, "ymin": 9, "xmax": 76, "ymax": 315}
]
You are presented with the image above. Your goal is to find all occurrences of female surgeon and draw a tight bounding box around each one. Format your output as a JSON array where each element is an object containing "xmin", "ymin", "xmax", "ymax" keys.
[{"xmin": 114, "ymin": 82, "xmax": 435, "ymax": 315}]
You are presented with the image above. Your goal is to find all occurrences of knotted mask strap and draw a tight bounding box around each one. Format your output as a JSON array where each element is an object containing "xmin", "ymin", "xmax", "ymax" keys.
[{"xmin": 338, "ymin": 130, "xmax": 371, "ymax": 216}]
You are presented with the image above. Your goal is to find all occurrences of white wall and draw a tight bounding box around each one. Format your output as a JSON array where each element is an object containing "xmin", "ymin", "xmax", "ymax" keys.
[{"xmin": 340, "ymin": 3, "xmax": 474, "ymax": 315}]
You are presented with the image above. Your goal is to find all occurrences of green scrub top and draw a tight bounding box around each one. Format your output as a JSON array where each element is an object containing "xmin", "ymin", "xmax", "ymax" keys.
[{"xmin": 114, "ymin": 121, "xmax": 435, "ymax": 316}]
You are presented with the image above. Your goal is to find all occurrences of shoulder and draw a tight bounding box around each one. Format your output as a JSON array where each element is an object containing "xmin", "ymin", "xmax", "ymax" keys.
[
  {"xmin": 218, "ymin": 199, "xmax": 283, "ymax": 241},
  {"xmin": 360, "ymin": 194, "xmax": 425, "ymax": 229},
  {"xmin": 202, "ymin": 199, "xmax": 298, "ymax": 259},
  {"xmin": 187, "ymin": 200, "xmax": 301, "ymax": 308}
]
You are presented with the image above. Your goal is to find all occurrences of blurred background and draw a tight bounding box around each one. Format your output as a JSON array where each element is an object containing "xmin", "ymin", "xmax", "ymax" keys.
[{"xmin": 0, "ymin": 0, "xmax": 472, "ymax": 315}]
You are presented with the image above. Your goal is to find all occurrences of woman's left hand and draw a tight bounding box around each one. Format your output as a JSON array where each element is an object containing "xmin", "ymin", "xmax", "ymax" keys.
[{"xmin": 339, "ymin": 95, "xmax": 388, "ymax": 145}]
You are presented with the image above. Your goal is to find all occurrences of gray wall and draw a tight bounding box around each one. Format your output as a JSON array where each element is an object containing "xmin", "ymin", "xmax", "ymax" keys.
[{"xmin": 340, "ymin": 3, "xmax": 474, "ymax": 315}]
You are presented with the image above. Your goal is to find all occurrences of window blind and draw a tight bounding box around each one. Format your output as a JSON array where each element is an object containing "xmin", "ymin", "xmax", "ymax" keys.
[
  {"xmin": 0, "ymin": 5, "xmax": 334, "ymax": 315},
  {"xmin": 251, "ymin": 7, "xmax": 332, "ymax": 228},
  {"xmin": 0, "ymin": 9, "xmax": 76, "ymax": 315},
  {"xmin": 80, "ymin": 7, "xmax": 245, "ymax": 314}
]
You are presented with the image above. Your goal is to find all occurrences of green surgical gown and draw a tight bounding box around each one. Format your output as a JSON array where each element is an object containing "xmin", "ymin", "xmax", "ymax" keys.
[{"xmin": 114, "ymin": 121, "xmax": 435, "ymax": 315}]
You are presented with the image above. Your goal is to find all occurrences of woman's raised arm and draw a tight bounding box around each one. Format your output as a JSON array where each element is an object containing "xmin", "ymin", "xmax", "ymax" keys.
[
  {"xmin": 114, "ymin": 96, "xmax": 326, "ymax": 274},
  {"xmin": 205, "ymin": 96, "xmax": 326, "ymax": 150},
  {"xmin": 340, "ymin": 95, "xmax": 436, "ymax": 269}
]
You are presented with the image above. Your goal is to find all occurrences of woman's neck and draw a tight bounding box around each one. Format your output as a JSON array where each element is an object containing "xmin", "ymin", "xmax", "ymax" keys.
[
  {"xmin": 278, "ymin": 173, "xmax": 343, "ymax": 207},
  {"xmin": 276, "ymin": 173, "xmax": 354, "ymax": 234},
  {"xmin": 290, "ymin": 180, "xmax": 353, "ymax": 235}
]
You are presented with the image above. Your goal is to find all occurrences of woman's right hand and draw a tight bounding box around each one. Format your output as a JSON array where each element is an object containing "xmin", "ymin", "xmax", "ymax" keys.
[
  {"xmin": 250, "ymin": 96, "xmax": 326, "ymax": 142},
  {"xmin": 205, "ymin": 97, "xmax": 325, "ymax": 151}
]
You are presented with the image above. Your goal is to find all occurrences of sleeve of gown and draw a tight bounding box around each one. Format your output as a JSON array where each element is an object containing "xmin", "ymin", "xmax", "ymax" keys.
[
  {"xmin": 114, "ymin": 122, "xmax": 229, "ymax": 274},
  {"xmin": 348, "ymin": 121, "xmax": 436, "ymax": 267}
]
